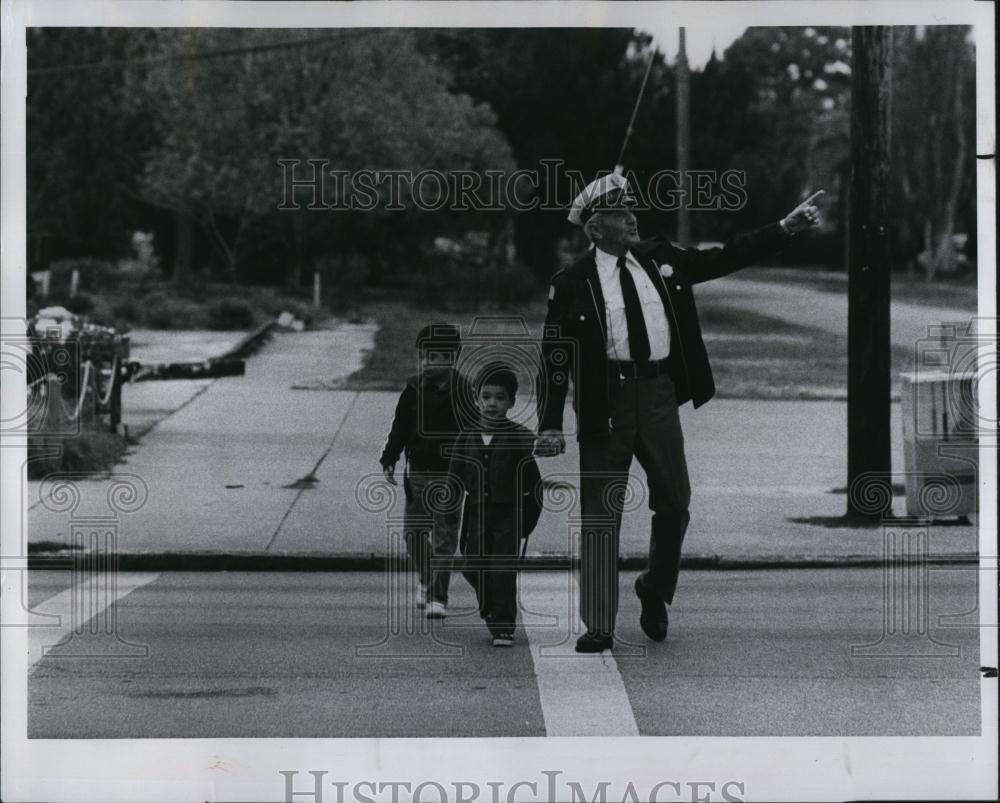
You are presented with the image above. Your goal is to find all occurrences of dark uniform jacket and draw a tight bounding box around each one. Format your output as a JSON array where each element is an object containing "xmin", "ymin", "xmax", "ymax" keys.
[
  {"xmin": 380, "ymin": 369, "xmax": 476, "ymax": 472},
  {"xmin": 446, "ymin": 422, "xmax": 544, "ymax": 542},
  {"xmin": 537, "ymin": 222, "xmax": 791, "ymax": 441}
]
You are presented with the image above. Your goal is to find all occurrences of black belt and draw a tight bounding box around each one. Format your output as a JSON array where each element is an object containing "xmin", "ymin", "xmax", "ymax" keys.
[{"xmin": 609, "ymin": 357, "xmax": 670, "ymax": 379}]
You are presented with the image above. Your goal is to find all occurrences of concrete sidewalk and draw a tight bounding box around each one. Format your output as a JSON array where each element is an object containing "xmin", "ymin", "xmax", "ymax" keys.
[
  {"xmin": 26, "ymin": 324, "xmax": 978, "ymax": 567},
  {"xmin": 119, "ymin": 328, "xmax": 254, "ymax": 438}
]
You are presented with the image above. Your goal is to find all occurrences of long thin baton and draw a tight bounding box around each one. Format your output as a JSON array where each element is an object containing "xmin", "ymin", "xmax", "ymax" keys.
[{"xmin": 615, "ymin": 45, "xmax": 658, "ymax": 173}]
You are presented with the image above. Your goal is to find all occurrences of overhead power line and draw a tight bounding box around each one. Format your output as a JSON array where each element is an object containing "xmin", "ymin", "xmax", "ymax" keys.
[{"xmin": 27, "ymin": 30, "xmax": 388, "ymax": 77}]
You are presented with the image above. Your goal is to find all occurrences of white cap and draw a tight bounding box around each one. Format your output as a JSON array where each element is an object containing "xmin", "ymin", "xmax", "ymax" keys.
[{"xmin": 567, "ymin": 172, "xmax": 635, "ymax": 226}]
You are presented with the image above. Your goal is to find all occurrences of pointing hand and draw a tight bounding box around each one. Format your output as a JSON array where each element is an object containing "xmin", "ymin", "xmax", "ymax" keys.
[{"xmin": 781, "ymin": 190, "xmax": 824, "ymax": 234}]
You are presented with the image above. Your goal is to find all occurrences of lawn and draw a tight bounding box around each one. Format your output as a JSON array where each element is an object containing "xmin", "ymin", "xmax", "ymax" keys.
[
  {"xmin": 343, "ymin": 300, "xmax": 549, "ymax": 391},
  {"xmin": 344, "ymin": 295, "xmax": 889, "ymax": 401},
  {"xmin": 698, "ymin": 304, "xmax": 911, "ymax": 400},
  {"xmin": 344, "ymin": 261, "xmax": 974, "ymax": 400},
  {"xmin": 743, "ymin": 266, "xmax": 979, "ymax": 310}
]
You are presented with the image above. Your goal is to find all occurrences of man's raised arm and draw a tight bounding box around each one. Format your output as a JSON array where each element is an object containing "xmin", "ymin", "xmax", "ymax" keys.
[{"xmin": 648, "ymin": 190, "xmax": 825, "ymax": 285}]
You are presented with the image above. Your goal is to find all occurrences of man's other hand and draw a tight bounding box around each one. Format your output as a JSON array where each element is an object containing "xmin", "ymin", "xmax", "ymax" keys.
[
  {"xmin": 535, "ymin": 430, "xmax": 566, "ymax": 457},
  {"xmin": 780, "ymin": 190, "xmax": 824, "ymax": 234},
  {"xmin": 382, "ymin": 463, "xmax": 398, "ymax": 485}
]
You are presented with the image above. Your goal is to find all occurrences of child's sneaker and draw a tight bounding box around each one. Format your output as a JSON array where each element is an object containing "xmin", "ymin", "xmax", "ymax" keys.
[
  {"xmin": 491, "ymin": 631, "xmax": 515, "ymax": 647},
  {"xmin": 425, "ymin": 600, "xmax": 447, "ymax": 619},
  {"xmin": 416, "ymin": 583, "xmax": 428, "ymax": 610}
]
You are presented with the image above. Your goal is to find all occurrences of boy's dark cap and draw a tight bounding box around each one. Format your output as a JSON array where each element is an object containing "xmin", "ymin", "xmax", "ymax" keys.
[{"xmin": 416, "ymin": 322, "xmax": 462, "ymax": 352}]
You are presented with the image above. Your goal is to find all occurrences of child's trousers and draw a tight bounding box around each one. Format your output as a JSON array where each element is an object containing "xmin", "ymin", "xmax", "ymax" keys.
[
  {"xmin": 460, "ymin": 503, "xmax": 519, "ymax": 635},
  {"xmin": 403, "ymin": 471, "xmax": 458, "ymax": 592}
]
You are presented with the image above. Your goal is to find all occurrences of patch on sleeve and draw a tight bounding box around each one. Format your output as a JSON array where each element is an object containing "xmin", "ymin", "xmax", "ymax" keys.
[
  {"xmin": 548, "ymin": 284, "xmax": 556, "ymax": 300},
  {"xmin": 658, "ymin": 263, "xmax": 674, "ymax": 278}
]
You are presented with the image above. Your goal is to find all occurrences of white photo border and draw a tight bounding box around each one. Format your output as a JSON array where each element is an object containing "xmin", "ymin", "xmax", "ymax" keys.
[{"xmin": 1, "ymin": 1, "xmax": 996, "ymax": 801}]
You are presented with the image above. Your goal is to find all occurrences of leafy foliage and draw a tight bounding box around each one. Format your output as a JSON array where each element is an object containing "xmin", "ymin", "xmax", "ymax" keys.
[
  {"xmin": 136, "ymin": 29, "xmax": 515, "ymax": 280},
  {"xmin": 26, "ymin": 25, "xmax": 977, "ymax": 289}
]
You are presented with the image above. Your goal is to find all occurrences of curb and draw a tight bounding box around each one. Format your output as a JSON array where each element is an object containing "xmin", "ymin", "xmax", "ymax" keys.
[
  {"xmin": 121, "ymin": 319, "xmax": 276, "ymax": 439},
  {"xmin": 214, "ymin": 318, "xmax": 277, "ymax": 362},
  {"xmin": 25, "ymin": 551, "xmax": 981, "ymax": 572}
]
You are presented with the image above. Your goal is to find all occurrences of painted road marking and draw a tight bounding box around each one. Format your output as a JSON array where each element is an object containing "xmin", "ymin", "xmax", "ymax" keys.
[
  {"xmin": 520, "ymin": 572, "xmax": 640, "ymax": 736},
  {"xmin": 28, "ymin": 573, "xmax": 159, "ymax": 673}
]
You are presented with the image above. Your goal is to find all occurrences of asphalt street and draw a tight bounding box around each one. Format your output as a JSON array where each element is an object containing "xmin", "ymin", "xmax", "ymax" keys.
[{"xmin": 26, "ymin": 568, "xmax": 984, "ymax": 738}]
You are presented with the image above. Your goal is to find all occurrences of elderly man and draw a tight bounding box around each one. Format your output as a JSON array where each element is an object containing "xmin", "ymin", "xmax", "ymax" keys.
[{"xmin": 536, "ymin": 173, "xmax": 822, "ymax": 652}]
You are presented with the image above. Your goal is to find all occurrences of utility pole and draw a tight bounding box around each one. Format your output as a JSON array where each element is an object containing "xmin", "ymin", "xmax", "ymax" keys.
[
  {"xmin": 847, "ymin": 26, "xmax": 893, "ymax": 518},
  {"xmin": 676, "ymin": 27, "xmax": 691, "ymax": 247}
]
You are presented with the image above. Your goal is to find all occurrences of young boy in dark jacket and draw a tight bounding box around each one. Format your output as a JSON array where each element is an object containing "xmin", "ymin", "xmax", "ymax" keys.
[
  {"xmin": 380, "ymin": 323, "xmax": 474, "ymax": 616},
  {"xmin": 441, "ymin": 363, "xmax": 543, "ymax": 646}
]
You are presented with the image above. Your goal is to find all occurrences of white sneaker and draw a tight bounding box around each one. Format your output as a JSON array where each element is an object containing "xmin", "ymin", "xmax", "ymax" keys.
[
  {"xmin": 425, "ymin": 600, "xmax": 447, "ymax": 619},
  {"xmin": 416, "ymin": 584, "xmax": 428, "ymax": 610}
]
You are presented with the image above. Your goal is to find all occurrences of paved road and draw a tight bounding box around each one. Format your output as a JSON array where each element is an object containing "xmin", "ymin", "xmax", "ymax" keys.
[{"xmin": 26, "ymin": 568, "xmax": 983, "ymax": 738}]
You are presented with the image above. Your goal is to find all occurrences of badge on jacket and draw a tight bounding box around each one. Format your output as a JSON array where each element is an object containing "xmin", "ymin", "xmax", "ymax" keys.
[{"xmin": 658, "ymin": 263, "xmax": 674, "ymax": 278}]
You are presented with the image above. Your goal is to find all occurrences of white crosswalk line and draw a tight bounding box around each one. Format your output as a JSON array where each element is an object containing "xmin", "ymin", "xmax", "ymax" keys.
[
  {"xmin": 28, "ymin": 573, "xmax": 159, "ymax": 673},
  {"xmin": 520, "ymin": 572, "xmax": 639, "ymax": 736}
]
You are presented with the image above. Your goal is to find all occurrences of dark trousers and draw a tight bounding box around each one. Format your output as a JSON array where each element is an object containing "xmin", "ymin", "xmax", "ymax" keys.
[
  {"xmin": 579, "ymin": 372, "xmax": 692, "ymax": 635},
  {"xmin": 461, "ymin": 503, "xmax": 519, "ymax": 635},
  {"xmin": 404, "ymin": 471, "xmax": 459, "ymax": 591},
  {"xmin": 402, "ymin": 472, "xmax": 433, "ymax": 588}
]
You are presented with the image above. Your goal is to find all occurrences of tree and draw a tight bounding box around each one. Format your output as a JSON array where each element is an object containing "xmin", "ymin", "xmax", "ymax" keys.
[
  {"xmin": 703, "ymin": 27, "xmax": 852, "ymax": 238},
  {"xmin": 424, "ymin": 28, "xmax": 655, "ymax": 272},
  {"xmin": 891, "ymin": 26, "xmax": 976, "ymax": 279},
  {"xmin": 137, "ymin": 29, "xmax": 515, "ymax": 283},
  {"xmin": 26, "ymin": 28, "xmax": 161, "ymax": 264}
]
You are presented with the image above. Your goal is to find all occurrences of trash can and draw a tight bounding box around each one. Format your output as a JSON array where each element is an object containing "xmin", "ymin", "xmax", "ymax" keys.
[{"xmin": 899, "ymin": 369, "xmax": 978, "ymax": 518}]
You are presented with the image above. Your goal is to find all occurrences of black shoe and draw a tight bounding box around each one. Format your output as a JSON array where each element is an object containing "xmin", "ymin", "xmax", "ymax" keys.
[
  {"xmin": 575, "ymin": 630, "xmax": 614, "ymax": 653},
  {"xmin": 635, "ymin": 576, "xmax": 668, "ymax": 642}
]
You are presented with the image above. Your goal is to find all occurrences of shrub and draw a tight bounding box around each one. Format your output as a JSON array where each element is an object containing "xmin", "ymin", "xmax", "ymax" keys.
[
  {"xmin": 141, "ymin": 292, "xmax": 206, "ymax": 329},
  {"xmin": 49, "ymin": 258, "xmax": 119, "ymax": 294},
  {"xmin": 116, "ymin": 263, "xmax": 164, "ymax": 296},
  {"xmin": 276, "ymin": 298, "xmax": 315, "ymax": 326},
  {"xmin": 116, "ymin": 258, "xmax": 161, "ymax": 281},
  {"xmin": 28, "ymin": 429, "xmax": 128, "ymax": 479},
  {"xmin": 480, "ymin": 260, "xmax": 540, "ymax": 308},
  {"xmin": 63, "ymin": 291, "xmax": 96, "ymax": 315},
  {"xmin": 406, "ymin": 257, "xmax": 540, "ymax": 310},
  {"xmin": 62, "ymin": 292, "xmax": 117, "ymax": 328},
  {"xmin": 27, "ymin": 379, "xmax": 128, "ymax": 479},
  {"xmin": 315, "ymin": 254, "xmax": 369, "ymax": 309},
  {"xmin": 111, "ymin": 295, "xmax": 141, "ymax": 325},
  {"xmin": 57, "ymin": 430, "xmax": 129, "ymax": 475},
  {"xmin": 253, "ymin": 293, "xmax": 315, "ymax": 326},
  {"xmin": 206, "ymin": 298, "xmax": 258, "ymax": 330}
]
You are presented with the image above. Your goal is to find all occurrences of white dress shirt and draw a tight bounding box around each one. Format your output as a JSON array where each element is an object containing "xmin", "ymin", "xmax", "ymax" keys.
[{"xmin": 593, "ymin": 247, "xmax": 671, "ymax": 361}]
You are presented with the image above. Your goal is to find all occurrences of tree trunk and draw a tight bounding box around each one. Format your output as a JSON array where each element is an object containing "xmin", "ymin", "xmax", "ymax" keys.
[
  {"xmin": 922, "ymin": 218, "xmax": 935, "ymax": 282},
  {"xmin": 204, "ymin": 211, "xmax": 237, "ymax": 283},
  {"xmin": 933, "ymin": 45, "xmax": 968, "ymax": 277},
  {"xmin": 173, "ymin": 211, "xmax": 193, "ymax": 284},
  {"xmin": 922, "ymin": 39, "xmax": 967, "ymax": 281}
]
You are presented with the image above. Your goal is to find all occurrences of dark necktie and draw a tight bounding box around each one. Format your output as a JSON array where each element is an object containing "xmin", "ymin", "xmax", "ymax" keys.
[{"xmin": 617, "ymin": 255, "xmax": 651, "ymax": 362}]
